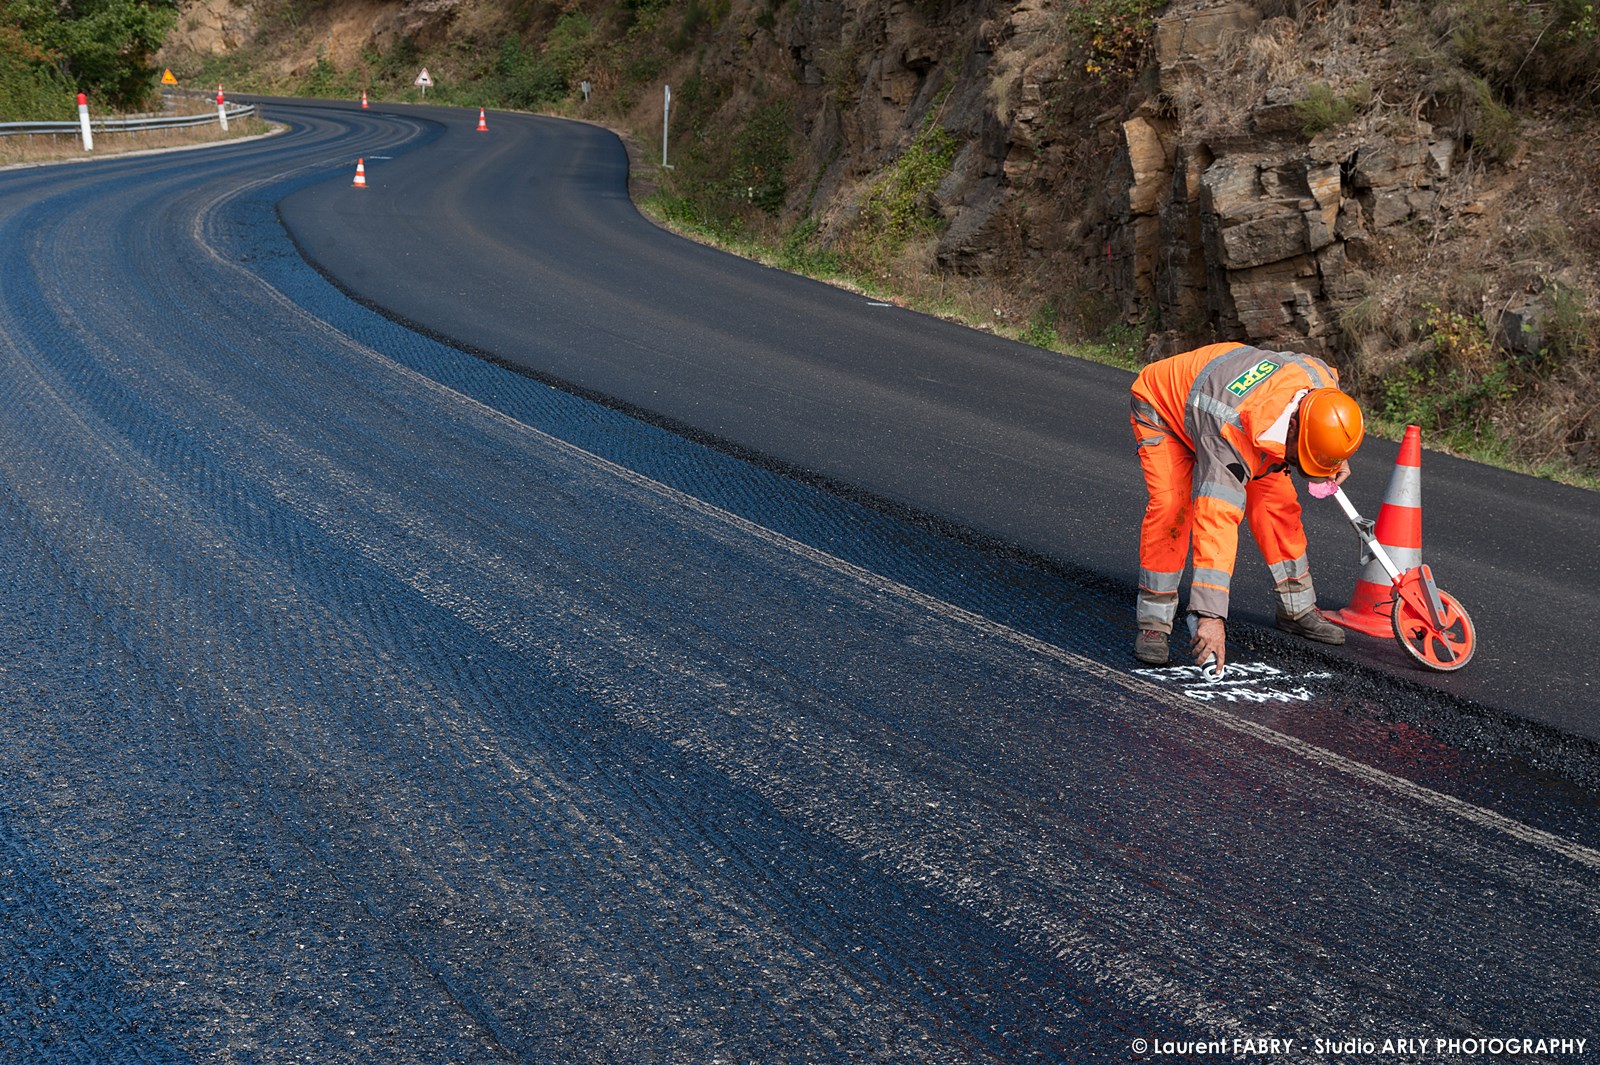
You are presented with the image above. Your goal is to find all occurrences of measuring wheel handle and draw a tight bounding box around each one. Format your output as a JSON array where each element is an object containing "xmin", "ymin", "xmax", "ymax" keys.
[{"xmin": 1391, "ymin": 565, "xmax": 1476, "ymax": 672}]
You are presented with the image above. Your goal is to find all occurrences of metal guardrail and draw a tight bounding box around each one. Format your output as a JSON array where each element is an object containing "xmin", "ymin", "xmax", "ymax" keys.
[{"xmin": 0, "ymin": 103, "xmax": 258, "ymax": 137}]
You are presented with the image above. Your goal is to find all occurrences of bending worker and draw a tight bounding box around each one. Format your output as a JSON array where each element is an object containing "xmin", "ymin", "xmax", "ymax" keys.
[{"xmin": 1130, "ymin": 342, "xmax": 1365, "ymax": 670}]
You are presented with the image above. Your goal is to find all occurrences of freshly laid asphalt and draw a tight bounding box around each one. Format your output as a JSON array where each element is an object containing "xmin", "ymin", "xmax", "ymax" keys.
[
  {"xmin": 1, "ymin": 97, "xmax": 1597, "ymax": 1062},
  {"xmin": 270, "ymin": 98, "xmax": 1600, "ymax": 745}
]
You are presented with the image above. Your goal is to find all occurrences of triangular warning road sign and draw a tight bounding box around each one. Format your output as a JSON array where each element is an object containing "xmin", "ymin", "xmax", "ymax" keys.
[{"xmin": 161, "ymin": 69, "xmax": 178, "ymax": 85}]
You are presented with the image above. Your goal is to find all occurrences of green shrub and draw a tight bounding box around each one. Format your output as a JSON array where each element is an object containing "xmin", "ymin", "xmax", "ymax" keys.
[
  {"xmin": 478, "ymin": 14, "xmax": 596, "ymax": 110},
  {"xmin": 1380, "ymin": 303, "xmax": 1517, "ymax": 447},
  {"xmin": 372, "ymin": 35, "xmax": 421, "ymax": 91},
  {"xmin": 493, "ymin": 37, "xmax": 566, "ymax": 108},
  {"xmin": 860, "ymin": 110, "xmax": 957, "ymax": 245},
  {"xmin": 777, "ymin": 217, "xmax": 844, "ymax": 275},
  {"xmin": 817, "ymin": 41, "xmax": 862, "ymax": 106},
  {"xmin": 1099, "ymin": 320, "xmax": 1148, "ymax": 368},
  {"xmin": 544, "ymin": 11, "xmax": 596, "ymax": 85},
  {"xmin": 755, "ymin": 0, "xmax": 784, "ymax": 33},
  {"xmin": 732, "ymin": 100, "xmax": 793, "ymax": 215},
  {"xmin": 673, "ymin": 0, "xmax": 730, "ymax": 51},
  {"xmin": 1422, "ymin": 0, "xmax": 1599, "ymax": 96},
  {"xmin": 1068, "ymin": 0, "xmax": 1166, "ymax": 82},
  {"xmin": 1294, "ymin": 80, "xmax": 1373, "ymax": 137},
  {"xmin": 1537, "ymin": 283, "xmax": 1596, "ymax": 371},
  {"xmin": 1467, "ymin": 75, "xmax": 1519, "ymax": 161},
  {"xmin": 0, "ymin": 25, "xmax": 73, "ymax": 120},
  {"xmin": 299, "ymin": 47, "xmax": 338, "ymax": 98},
  {"xmin": 1020, "ymin": 303, "xmax": 1061, "ymax": 350},
  {"xmin": 623, "ymin": 0, "xmax": 673, "ymax": 24}
]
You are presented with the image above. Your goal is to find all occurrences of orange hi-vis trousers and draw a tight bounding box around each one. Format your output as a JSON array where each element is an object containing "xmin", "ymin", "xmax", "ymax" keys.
[{"xmin": 1130, "ymin": 409, "xmax": 1314, "ymax": 633}]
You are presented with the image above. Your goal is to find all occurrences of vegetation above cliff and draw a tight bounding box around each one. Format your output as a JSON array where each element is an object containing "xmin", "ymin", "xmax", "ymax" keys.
[
  {"xmin": 149, "ymin": 0, "xmax": 1599, "ymax": 486},
  {"xmin": 1, "ymin": 0, "xmax": 179, "ymax": 115}
]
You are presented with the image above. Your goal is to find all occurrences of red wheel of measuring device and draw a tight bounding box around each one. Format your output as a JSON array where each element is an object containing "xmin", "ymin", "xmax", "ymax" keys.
[{"xmin": 1391, "ymin": 581, "xmax": 1476, "ymax": 672}]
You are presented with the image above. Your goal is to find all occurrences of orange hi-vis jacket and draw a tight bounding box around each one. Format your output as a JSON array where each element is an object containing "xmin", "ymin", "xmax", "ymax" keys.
[{"xmin": 1131, "ymin": 343, "xmax": 1341, "ymax": 622}]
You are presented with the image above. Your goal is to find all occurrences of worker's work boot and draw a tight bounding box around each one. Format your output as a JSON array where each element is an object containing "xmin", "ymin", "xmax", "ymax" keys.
[
  {"xmin": 1276, "ymin": 607, "xmax": 1346, "ymax": 645},
  {"xmin": 1133, "ymin": 629, "xmax": 1170, "ymax": 665}
]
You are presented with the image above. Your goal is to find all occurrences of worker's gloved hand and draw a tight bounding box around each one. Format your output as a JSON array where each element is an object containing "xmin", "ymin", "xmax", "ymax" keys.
[{"xmin": 1187, "ymin": 614, "xmax": 1227, "ymax": 677}]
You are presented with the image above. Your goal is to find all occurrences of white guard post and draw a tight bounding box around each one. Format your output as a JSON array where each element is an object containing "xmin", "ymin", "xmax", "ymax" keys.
[
  {"xmin": 217, "ymin": 86, "xmax": 229, "ymax": 131},
  {"xmin": 77, "ymin": 93, "xmax": 93, "ymax": 151}
]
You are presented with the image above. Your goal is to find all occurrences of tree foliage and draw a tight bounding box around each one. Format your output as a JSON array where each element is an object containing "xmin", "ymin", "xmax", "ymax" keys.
[
  {"xmin": 1, "ymin": 21, "xmax": 71, "ymax": 119},
  {"xmin": 0, "ymin": 0, "xmax": 178, "ymax": 115}
]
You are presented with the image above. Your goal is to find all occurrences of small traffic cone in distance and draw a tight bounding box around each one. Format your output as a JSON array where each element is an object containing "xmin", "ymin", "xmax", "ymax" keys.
[
  {"xmin": 361, "ymin": 90, "xmax": 369, "ymax": 108},
  {"xmin": 1331, "ymin": 424, "xmax": 1425, "ymax": 637},
  {"xmin": 476, "ymin": 107, "xmax": 488, "ymax": 132},
  {"xmin": 353, "ymin": 158, "xmax": 367, "ymax": 189}
]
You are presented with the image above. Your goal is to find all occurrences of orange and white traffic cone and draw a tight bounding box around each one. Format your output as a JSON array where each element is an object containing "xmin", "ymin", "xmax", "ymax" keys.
[
  {"xmin": 361, "ymin": 90, "xmax": 368, "ymax": 108},
  {"xmin": 352, "ymin": 158, "xmax": 368, "ymax": 189},
  {"xmin": 1331, "ymin": 424, "xmax": 1425, "ymax": 637},
  {"xmin": 476, "ymin": 107, "xmax": 488, "ymax": 132}
]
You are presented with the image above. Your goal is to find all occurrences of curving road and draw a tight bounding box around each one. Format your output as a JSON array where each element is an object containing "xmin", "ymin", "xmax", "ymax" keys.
[
  {"xmin": 273, "ymin": 99, "xmax": 1600, "ymax": 745},
  {"xmin": 0, "ymin": 98, "xmax": 1597, "ymax": 1061}
]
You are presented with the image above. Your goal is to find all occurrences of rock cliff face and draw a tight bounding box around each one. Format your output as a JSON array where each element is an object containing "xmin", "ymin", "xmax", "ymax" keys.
[
  {"xmin": 169, "ymin": 0, "xmax": 469, "ymax": 76},
  {"xmin": 702, "ymin": 0, "xmax": 1591, "ymax": 380},
  {"xmin": 170, "ymin": 0, "xmax": 259, "ymax": 56},
  {"xmin": 668, "ymin": 0, "xmax": 1506, "ymax": 359},
  {"xmin": 1118, "ymin": 3, "xmax": 1473, "ymax": 358}
]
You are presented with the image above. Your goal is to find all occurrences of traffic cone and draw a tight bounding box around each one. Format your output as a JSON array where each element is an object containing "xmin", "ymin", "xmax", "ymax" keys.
[
  {"xmin": 361, "ymin": 90, "xmax": 368, "ymax": 108},
  {"xmin": 352, "ymin": 158, "xmax": 367, "ymax": 189},
  {"xmin": 476, "ymin": 107, "xmax": 488, "ymax": 132},
  {"xmin": 1331, "ymin": 424, "xmax": 1425, "ymax": 637}
]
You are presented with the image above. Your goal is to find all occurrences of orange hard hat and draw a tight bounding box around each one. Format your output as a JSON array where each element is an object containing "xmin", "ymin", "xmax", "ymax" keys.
[{"xmin": 1296, "ymin": 388, "xmax": 1365, "ymax": 477}]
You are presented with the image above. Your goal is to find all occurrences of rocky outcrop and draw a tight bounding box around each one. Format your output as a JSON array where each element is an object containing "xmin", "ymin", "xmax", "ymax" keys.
[
  {"xmin": 1111, "ymin": 4, "xmax": 1463, "ymax": 355},
  {"xmin": 167, "ymin": 0, "xmax": 260, "ymax": 56},
  {"xmin": 831, "ymin": 0, "xmax": 1491, "ymax": 358},
  {"xmin": 164, "ymin": 0, "xmax": 463, "ymax": 70},
  {"xmin": 865, "ymin": 0, "xmax": 1400, "ymax": 352}
]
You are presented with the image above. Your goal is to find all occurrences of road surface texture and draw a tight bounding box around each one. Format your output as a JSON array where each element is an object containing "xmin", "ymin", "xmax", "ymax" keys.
[
  {"xmin": 0, "ymin": 99, "xmax": 1596, "ymax": 1062},
  {"xmin": 272, "ymin": 101, "xmax": 1600, "ymax": 745}
]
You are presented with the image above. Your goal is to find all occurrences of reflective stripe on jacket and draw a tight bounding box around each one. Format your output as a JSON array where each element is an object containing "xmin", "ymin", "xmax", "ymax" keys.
[{"xmin": 1131, "ymin": 343, "xmax": 1338, "ymax": 616}]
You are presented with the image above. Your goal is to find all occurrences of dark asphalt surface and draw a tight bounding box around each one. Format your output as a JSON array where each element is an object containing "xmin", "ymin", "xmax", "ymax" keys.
[
  {"xmin": 1, "ymin": 99, "xmax": 1598, "ymax": 1062},
  {"xmin": 272, "ymin": 99, "xmax": 1600, "ymax": 745}
]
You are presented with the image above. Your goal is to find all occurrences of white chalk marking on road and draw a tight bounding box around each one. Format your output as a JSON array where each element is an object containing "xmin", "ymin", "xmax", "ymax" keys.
[{"xmin": 1133, "ymin": 661, "xmax": 1321, "ymax": 703}]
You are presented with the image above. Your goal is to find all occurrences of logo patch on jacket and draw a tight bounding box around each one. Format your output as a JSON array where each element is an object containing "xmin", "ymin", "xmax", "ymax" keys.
[{"xmin": 1226, "ymin": 358, "xmax": 1279, "ymax": 397}]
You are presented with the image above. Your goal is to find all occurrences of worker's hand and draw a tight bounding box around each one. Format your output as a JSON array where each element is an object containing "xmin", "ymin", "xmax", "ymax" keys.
[
  {"xmin": 1190, "ymin": 614, "xmax": 1227, "ymax": 677},
  {"xmin": 1330, "ymin": 459, "xmax": 1352, "ymax": 485}
]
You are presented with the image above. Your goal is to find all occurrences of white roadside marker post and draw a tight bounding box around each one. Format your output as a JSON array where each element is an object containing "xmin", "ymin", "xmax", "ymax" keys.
[
  {"xmin": 77, "ymin": 92, "xmax": 93, "ymax": 151},
  {"xmin": 217, "ymin": 85, "xmax": 229, "ymax": 131}
]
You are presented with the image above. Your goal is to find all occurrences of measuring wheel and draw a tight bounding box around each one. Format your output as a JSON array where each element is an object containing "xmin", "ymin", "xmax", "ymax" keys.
[
  {"xmin": 1391, "ymin": 579, "xmax": 1476, "ymax": 672},
  {"xmin": 1329, "ymin": 484, "xmax": 1479, "ymax": 674}
]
